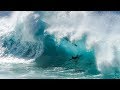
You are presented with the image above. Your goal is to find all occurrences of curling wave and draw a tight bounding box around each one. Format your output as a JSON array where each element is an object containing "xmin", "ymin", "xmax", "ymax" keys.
[{"xmin": 1, "ymin": 11, "xmax": 120, "ymax": 76}]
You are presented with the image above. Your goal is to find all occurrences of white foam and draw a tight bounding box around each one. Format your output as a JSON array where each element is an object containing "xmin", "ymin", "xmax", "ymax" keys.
[{"xmin": 0, "ymin": 56, "xmax": 34, "ymax": 64}]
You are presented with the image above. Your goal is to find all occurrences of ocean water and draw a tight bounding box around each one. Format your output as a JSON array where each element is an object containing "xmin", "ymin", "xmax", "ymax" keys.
[{"xmin": 0, "ymin": 11, "xmax": 120, "ymax": 79}]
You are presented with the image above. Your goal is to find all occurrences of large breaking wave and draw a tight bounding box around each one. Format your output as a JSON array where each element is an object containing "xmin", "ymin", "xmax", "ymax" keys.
[{"xmin": 1, "ymin": 11, "xmax": 120, "ymax": 76}]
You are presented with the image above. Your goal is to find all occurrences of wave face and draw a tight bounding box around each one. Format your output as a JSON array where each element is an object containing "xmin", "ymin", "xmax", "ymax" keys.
[{"xmin": 1, "ymin": 11, "xmax": 120, "ymax": 78}]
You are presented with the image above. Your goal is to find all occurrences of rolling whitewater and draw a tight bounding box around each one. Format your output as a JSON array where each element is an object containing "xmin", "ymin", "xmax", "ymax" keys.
[{"xmin": 0, "ymin": 11, "xmax": 120, "ymax": 79}]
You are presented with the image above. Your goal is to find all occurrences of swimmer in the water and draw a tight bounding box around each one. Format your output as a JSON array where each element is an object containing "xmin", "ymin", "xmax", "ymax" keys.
[{"xmin": 69, "ymin": 55, "xmax": 82, "ymax": 63}]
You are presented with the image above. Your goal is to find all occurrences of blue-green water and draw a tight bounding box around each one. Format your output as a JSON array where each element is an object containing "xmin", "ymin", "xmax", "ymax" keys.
[{"xmin": 0, "ymin": 11, "xmax": 120, "ymax": 79}]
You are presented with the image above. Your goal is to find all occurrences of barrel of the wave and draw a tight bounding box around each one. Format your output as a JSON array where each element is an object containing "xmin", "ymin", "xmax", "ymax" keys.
[{"xmin": 35, "ymin": 34, "xmax": 99, "ymax": 75}]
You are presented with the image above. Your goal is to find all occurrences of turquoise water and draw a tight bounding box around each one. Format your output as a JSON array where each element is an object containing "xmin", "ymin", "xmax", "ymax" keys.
[
  {"xmin": 0, "ymin": 11, "xmax": 120, "ymax": 79},
  {"xmin": 0, "ymin": 62, "xmax": 101, "ymax": 79}
]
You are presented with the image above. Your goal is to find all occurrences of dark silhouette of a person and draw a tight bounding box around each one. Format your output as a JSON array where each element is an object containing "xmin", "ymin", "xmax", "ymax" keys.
[{"xmin": 70, "ymin": 55, "xmax": 82, "ymax": 63}]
